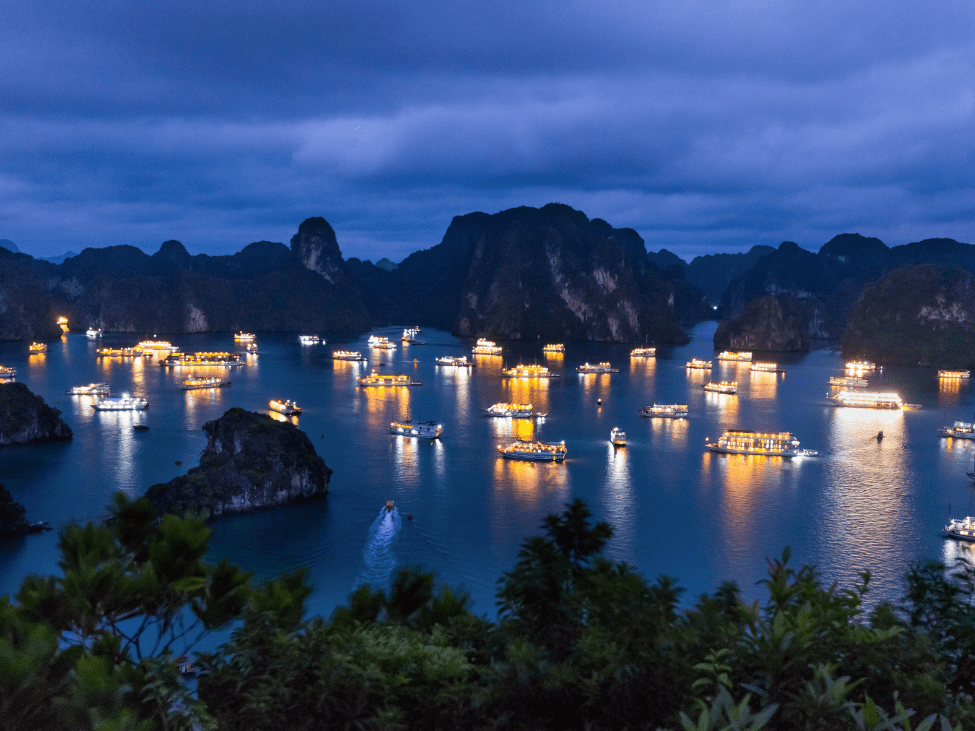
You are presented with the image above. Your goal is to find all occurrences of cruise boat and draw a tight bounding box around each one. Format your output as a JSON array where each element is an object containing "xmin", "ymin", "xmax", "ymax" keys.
[
  {"xmin": 576, "ymin": 362, "xmax": 618, "ymax": 374},
  {"xmin": 685, "ymin": 358, "xmax": 712, "ymax": 370},
  {"xmin": 0, "ymin": 365, "xmax": 15, "ymax": 380},
  {"xmin": 542, "ymin": 343, "xmax": 565, "ymax": 353},
  {"xmin": 828, "ymin": 390, "xmax": 903, "ymax": 409},
  {"xmin": 705, "ymin": 430, "xmax": 818, "ymax": 457},
  {"xmin": 92, "ymin": 394, "xmax": 148, "ymax": 411},
  {"xmin": 401, "ymin": 328, "xmax": 425, "ymax": 344},
  {"xmin": 610, "ymin": 427, "xmax": 626, "ymax": 447},
  {"xmin": 436, "ymin": 355, "xmax": 474, "ymax": 367},
  {"xmin": 180, "ymin": 377, "xmax": 231, "ymax": 390},
  {"xmin": 245, "ymin": 343, "xmax": 259, "ymax": 354},
  {"xmin": 299, "ymin": 335, "xmax": 321, "ymax": 345},
  {"xmin": 938, "ymin": 421, "xmax": 975, "ymax": 439},
  {"xmin": 234, "ymin": 332, "xmax": 256, "ymax": 341},
  {"xmin": 716, "ymin": 351, "xmax": 753, "ymax": 362},
  {"xmin": 498, "ymin": 440, "xmax": 567, "ymax": 462},
  {"xmin": 160, "ymin": 352, "xmax": 244, "ymax": 367},
  {"xmin": 97, "ymin": 347, "xmax": 151, "ymax": 358},
  {"xmin": 387, "ymin": 419, "xmax": 443, "ymax": 438},
  {"xmin": 136, "ymin": 340, "xmax": 178, "ymax": 352},
  {"xmin": 367, "ymin": 335, "xmax": 397, "ymax": 351},
  {"xmin": 356, "ymin": 370, "xmax": 421, "ymax": 387},
  {"xmin": 269, "ymin": 399, "xmax": 301, "ymax": 416},
  {"xmin": 639, "ymin": 403, "xmax": 688, "ymax": 418},
  {"xmin": 828, "ymin": 376, "xmax": 868, "ymax": 388},
  {"xmin": 482, "ymin": 403, "xmax": 545, "ymax": 418},
  {"xmin": 68, "ymin": 383, "xmax": 110, "ymax": 396},
  {"xmin": 703, "ymin": 381, "xmax": 737, "ymax": 394},
  {"xmin": 630, "ymin": 347, "xmax": 656, "ymax": 357},
  {"xmin": 845, "ymin": 360, "xmax": 877, "ymax": 372},
  {"xmin": 944, "ymin": 516, "xmax": 975, "ymax": 542},
  {"xmin": 751, "ymin": 362, "xmax": 784, "ymax": 373},
  {"xmin": 503, "ymin": 364, "xmax": 559, "ymax": 378},
  {"xmin": 28, "ymin": 342, "xmax": 46, "ymax": 353},
  {"xmin": 86, "ymin": 327, "xmax": 103, "ymax": 338},
  {"xmin": 332, "ymin": 350, "xmax": 367, "ymax": 361},
  {"xmin": 939, "ymin": 370, "xmax": 971, "ymax": 379},
  {"xmin": 472, "ymin": 338, "xmax": 503, "ymax": 355}
]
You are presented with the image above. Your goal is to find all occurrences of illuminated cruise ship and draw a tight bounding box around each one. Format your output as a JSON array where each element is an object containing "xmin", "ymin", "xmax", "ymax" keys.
[
  {"xmin": 542, "ymin": 343, "xmax": 565, "ymax": 353},
  {"xmin": 630, "ymin": 347, "xmax": 656, "ymax": 357},
  {"xmin": 716, "ymin": 351, "xmax": 753, "ymax": 362},
  {"xmin": 136, "ymin": 341, "xmax": 178, "ymax": 351},
  {"xmin": 436, "ymin": 355, "xmax": 474, "ymax": 367},
  {"xmin": 160, "ymin": 352, "xmax": 244, "ymax": 367},
  {"xmin": 705, "ymin": 430, "xmax": 817, "ymax": 457},
  {"xmin": 68, "ymin": 383, "xmax": 110, "ymax": 395},
  {"xmin": 751, "ymin": 362, "xmax": 784, "ymax": 373},
  {"xmin": 367, "ymin": 335, "xmax": 397, "ymax": 351},
  {"xmin": 269, "ymin": 399, "xmax": 301, "ymax": 415},
  {"xmin": 332, "ymin": 350, "xmax": 366, "ymax": 361},
  {"xmin": 482, "ymin": 403, "xmax": 545, "ymax": 418},
  {"xmin": 685, "ymin": 358, "xmax": 712, "ymax": 370},
  {"xmin": 828, "ymin": 376, "xmax": 868, "ymax": 388},
  {"xmin": 576, "ymin": 362, "xmax": 618, "ymax": 373},
  {"xmin": 97, "ymin": 347, "xmax": 150, "ymax": 358},
  {"xmin": 639, "ymin": 403, "xmax": 688, "ymax": 418},
  {"xmin": 498, "ymin": 440, "xmax": 566, "ymax": 462},
  {"xmin": 180, "ymin": 377, "xmax": 230, "ymax": 390},
  {"xmin": 472, "ymin": 338, "xmax": 503, "ymax": 355},
  {"xmin": 0, "ymin": 365, "xmax": 16, "ymax": 380},
  {"xmin": 299, "ymin": 335, "xmax": 321, "ymax": 345},
  {"xmin": 703, "ymin": 381, "xmax": 737, "ymax": 394},
  {"xmin": 828, "ymin": 390, "xmax": 903, "ymax": 409},
  {"xmin": 939, "ymin": 370, "xmax": 971, "ymax": 379},
  {"xmin": 29, "ymin": 342, "xmax": 46, "ymax": 353},
  {"xmin": 502, "ymin": 364, "xmax": 559, "ymax": 378},
  {"xmin": 387, "ymin": 419, "xmax": 443, "ymax": 438},
  {"xmin": 944, "ymin": 516, "xmax": 975, "ymax": 542},
  {"xmin": 356, "ymin": 370, "xmax": 421, "ymax": 387},
  {"xmin": 938, "ymin": 421, "xmax": 975, "ymax": 440},
  {"xmin": 92, "ymin": 394, "xmax": 148, "ymax": 411},
  {"xmin": 234, "ymin": 332, "xmax": 256, "ymax": 341}
]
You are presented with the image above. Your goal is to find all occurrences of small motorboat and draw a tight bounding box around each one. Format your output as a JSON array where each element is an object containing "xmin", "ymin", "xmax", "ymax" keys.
[{"xmin": 385, "ymin": 500, "xmax": 395, "ymax": 511}]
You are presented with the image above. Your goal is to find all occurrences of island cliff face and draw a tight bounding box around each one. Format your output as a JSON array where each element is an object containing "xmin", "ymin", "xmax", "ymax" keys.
[
  {"xmin": 145, "ymin": 408, "xmax": 331, "ymax": 518},
  {"xmin": 0, "ymin": 382, "xmax": 73, "ymax": 446},
  {"xmin": 713, "ymin": 295, "xmax": 810, "ymax": 351},
  {"xmin": 0, "ymin": 484, "xmax": 48, "ymax": 537}
]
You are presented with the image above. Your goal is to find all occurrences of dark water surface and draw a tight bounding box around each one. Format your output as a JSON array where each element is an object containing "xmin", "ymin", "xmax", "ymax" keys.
[{"xmin": 3, "ymin": 323, "xmax": 975, "ymax": 617}]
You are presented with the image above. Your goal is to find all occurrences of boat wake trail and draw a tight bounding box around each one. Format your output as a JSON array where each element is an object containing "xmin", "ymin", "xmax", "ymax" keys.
[{"xmin": 352, "ymin": 507, "xmax": 402, "ymax": 592}]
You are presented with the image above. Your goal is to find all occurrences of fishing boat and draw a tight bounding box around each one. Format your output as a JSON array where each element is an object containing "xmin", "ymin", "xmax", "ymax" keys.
[
  {"xmin": 828, "ymin": 376, "xmax": 868, "ymax": 388},
  {"xmin": 503, "ymin": 364, "xmax": 559, "ymax": 378},
  {"xmin": 576, "ymin": 362, "xmax": 618, "ymax": 373},
  {"xmin": 269, "ymin": 399, "xmax": 301, "ymax": 415},
  {"xmin": 160, "ymin": 352, "xmax": 244, "ymax": 367},
  {"xmin": 436, "ymin": 355, "xmax": 474, "ymax": 367},
  {"xmin": 542, "ymin": 343, "xmax": 565, "ymax": 353},
  {"xmin": 716, "ymin": 351, "xmax": 752, "ymax": 362},
  {"xmin": 639, "ymin": 403, "xmax": 688, "ymax": 418},
  {"xmin": 828, "ymin": 390, "xmax": 903, "ymax": 409},
  {"xmin": 703, "ymin": 381, "xmax": 737, "ymax": 394},
  {"xmin": 611, "ymin": 427, "xmax": 626, "ymax": 447},
  {"xmin": 28, "ymin": 342, "xmax": 46, "ymax": 353},
  {"xmin": 938, "ymin": 421, "xmax": 975, "ymax": 439},
  {"xmin": 482, "ymin": 403, "xmax": 545, "ymax": 418},
  {"xmin": 472, "ymin": 338, "xmax": 503, "ymax": 355},
  {"xmin": 751, "ymin": 362, "xmax": 785, "ymax": 373},
  {"xmin": 68, "ymin": 383, "xmax": 110, "ymax": 396},
  {"xmin": 356, "ymin": 370, "xmax": 421, "ymax": 387},
  {"xmin": 939, "ymin": 370, "xmax": 971, "ymax": 379},
  {"xmin": 180, "ymin": 377, "xmax": 231, "ymax": 390},
  {"xmin": 299, "ymin": 335, "xmax": 321, "ymax": 345},
  {"xmin": 705, "ymin": 429, "xmax": 818, "ymax": 457},
  {"xmin": 332, "ymin": 350, "xmax": 367, "ymax": 361},
  {"xmin": 85, "ymin": 327, "xmax": 103, "ymax": 338},
  {"xmin": 685, "ymin": 358, "xmax": 712, "ymax": 370},
  {"xmin": 498, "ymin": 440, "xmax": 567, "ymax": 462},
  {"xmin": 92, "ymin": 394, "xmax": 148, "ymax": 411},
  {"xmin": 943, "ymin": 516, "xmax": 975, "ymax": 542},
  {"xmin": 0, "ymin": 365, "xmax": 15, "ymax": 380},
  {"xmin": 387, "ymin": 419, "xmax": 443, "ymax": 438},
  {"xmin": 234, "ymin": 332, "xmax": 256, "ymax": 341},
  {"xmin": 630, "ymin": 347, "xmax": 656, "ymax": 357}
]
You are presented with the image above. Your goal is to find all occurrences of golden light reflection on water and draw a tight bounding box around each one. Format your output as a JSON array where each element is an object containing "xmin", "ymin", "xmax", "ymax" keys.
[
  {"xmin": 268, "ymin": 411, "xmax": 300, "ymax": 426},
  {"xmin": 579, "ymin": 373, "xmax": 611, "ymax": 402},
  {"xmin": 543, "ymin": 352, "xmax": 564, "ymax": 367},
  {"xmin": 602, "ymin": 442, "xmax": 634, "ymax": 553},
  {"xmin": 91, "ymin": 410, "xmax": 143, "ymax": 492},
  {"xmin": 747, "ymin": 371, "xmax": 780, "ymax": 400},
  {"xmin": 648, "ymin": 416, "xmax": 690, "ymax": 444},
  {"xmin": 501, "ymin": 378, "xmax": 550, "ymax": 414},
  {"xmin": 938, "ymin": 377, "xmax": 967, "ymax": 408},
  {"xmin": 492, "ymin": 455, "xmax": 570, "ymax": 505},
  {"xmin": 357, "ymin": 387, "xmax": 411, "ymax": 429},
  {"xmin": 702, "ymin": 451, "xmax": 780, "ymax": 550},
  {"xmin": 824, "ymin": 407, "xmax": 909, "ymax": 566},
  {"xmin": 704, "ymin": 391, "xmax": 739, "ymax": 421},
  {"xmin": 28, "ymin": 353, "xmax": 46, "ymax": 369},
  {"xmin": 436, "ymin": 365, "xmax": 471, "ymax": 417},
  {"xmin": 472, "ymin": 354, "xmax": 503, "ymax": 376},
  {"xmin": 488, "ymin": 416, "xmax": 538, "ymax": 442},
  {"xmin": 629, "ymin": 357, "xmax": 656, "ymax": 377},
  {"xmin": 685, "ymin": 368, "xmax": 709, "ymax": 386},
  {"xmin": 392, "ymin": 434, "xmax": 420, "ymax": 484}
]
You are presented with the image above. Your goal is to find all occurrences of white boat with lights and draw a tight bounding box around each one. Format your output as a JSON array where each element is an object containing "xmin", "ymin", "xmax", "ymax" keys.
[
  {"xmin": 576, "ymin": 362, "xmax": 618, "ymax": 374},
  {"xmin": 29, "ymin": 342, "xmax": 47, "ymax": 353},
  {"xmin": 401, "ymin": 328, "xmax": 425, "ymax": 344},
  {"xmin": 705, "ymin": 430, "xmax": 817, "ymax": 457},
  {"xmin": 234, "ymin": 332, "xmax": 256, "ymax": 342},
  {"xmin": 180, "ymin": 377, "xmax": 231, "ymax": 390},
  {"xmin": 828, "ymin": 376, "xmax": 868, "ymax": 388},
  {"xmin": 939, "ymin": 370, "xmax": 970, "ymax": 379},
  {"xmin": 503, "ymin": 364, "xmax": 559, "ymax": 378},
  {"xmin": 245, "ymin": 343, "xmax": 259, "ymax": 354},
  {"xmin": 943, "ymin": 516, "xmax": 975, "ymax": 542},
  {"xmin": 299, "ymin": 335, "xmax": 321, "ymax": 345},
  {"xmin": 387, "ymin": 419, "xmax": 443, "ymax": 438},
  {"xmin": 938, "ymin": 421, "xmax": 975, "ymax": 439},
  {"xmin": 716, "ymin": 351, "xmax": 752, "ymax": 362},
  {"xmin": 367, "ymin": 335, "xmax": 397, "ymax": 351},
  {"xmin": 611, "ymin": 427, "xmax": 626, "ymax": 447},
  {"xmin": 332, "ymin": 350, "xmax": 367, "ymax": 361},
  {"xmin": 703, "ymin": 381, "xmax": 737, "ymax": 394},
  {"xmin": 828, "ymin": 390, "xmax": 903, "ymax": 409},
  {"xmin": 630, "ymin": 347, "xmax": 656, "ymax": 357},
  {"xmin": 356, "ymin": 370, "xmax": 421, "ymax": 387},
  {"xmin": 86, "ymin": 327, "xmax": 103, "ymax": 338},
  {"xmin": 472, "ymin": 338, "xmax": 502, "ymax": 355},
  {"xmin": 686, "ymin": 358, "xmax": 712, "ymax": 370},
  {"xmin": 436, "ymin": 355, "xmax": 474, "ymax": 367},
  {"xmin": 136, "ymin": 340, "xmax": 178, "ymax": 352},
  {"xmin": 269, "ymin": 399, "xmax": 301, "ymax": 415},
  {"xmin": 482, "ymin": 403, "xmax": 545, "ymax": 418},
  {"xmin": 160, "ymin": 352, "xmax": 244, "ymax": 367},
  {"xmin": 68, "ymin": 383, "xmax": 110, "ymax": 396},
  {"xmin": 639, "ymin": 403, "xmax": 688, "ymax": 418},
  {"xmin": 97, "ymin": 347, "xmax": 151, "ymax": 358},
  {"xmin": 92, "ymin": 394, "xmax": 148, "ymax": 411},
  {"xmin": 845, "ymin": 360, "xmax": 877, "ymax": 372},
  {"xmin": 498, "ymin": 440, "xmax": 567, "ymax": 462},
  {"xmin": 0, "ymin": 365, "xmax": 15, "ymax": 380},
  {"xmin": 542, "ymin": 343, "xmax": 565, "ymax": 353},
  {"xmin": 751, "ymin": 362, "xmax": 785, "ymax": 373}
]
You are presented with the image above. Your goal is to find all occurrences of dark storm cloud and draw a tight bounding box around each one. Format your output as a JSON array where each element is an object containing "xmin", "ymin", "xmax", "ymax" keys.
[{"xmin": 2, "ymin": 0, "xmax": 974, "ymax": 260}]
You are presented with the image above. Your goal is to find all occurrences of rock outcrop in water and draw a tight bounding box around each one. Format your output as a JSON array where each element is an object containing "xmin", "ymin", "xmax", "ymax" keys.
[
  {"xmin": 145, "ymin": 408, "xmax": 331, "ymax": 519},
  {"xmin": 0, "ymin": 484, "xmax": 49, "ymax": 537},
  {"xmin": 0, "ymin": 382, "xmax": 73, "ymax": 446}
]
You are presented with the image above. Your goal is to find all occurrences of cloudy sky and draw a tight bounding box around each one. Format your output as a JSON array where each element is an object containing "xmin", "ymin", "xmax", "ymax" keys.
[{"xmin": 3, "ymin": 1, "xmax": 974, "ymax": 262}]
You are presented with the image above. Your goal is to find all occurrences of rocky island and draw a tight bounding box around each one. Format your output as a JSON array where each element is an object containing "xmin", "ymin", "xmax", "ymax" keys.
[
  {"xmin": 0, "ymin": 382, "xmax": 73, "ymax": 446},
  {"xmin": 145, "ymin": 408, "xmax": 331, "ymax": 519},
  {"xmin": 0, "ymin": 484, "xmax": 49, "ymax": 537}
]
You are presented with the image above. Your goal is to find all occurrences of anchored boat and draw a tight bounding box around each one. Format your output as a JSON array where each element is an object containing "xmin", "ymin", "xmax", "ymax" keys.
[
  {"xmin": 685, "ymin": 358, "xmax": 712, "ymax": 370},
  {"xmin": 333, "ymin": 350, "xmax": 367, "ymax": 361},
  {"xmin": 630, "ymin": 347, "xmax": 656, "ymax": 357},
  {"xmin": 939, "ymin": 421, "xmax": 975, "ymax": 439},
  {"xmin": 716, "ymin": 351, "xmax": 752, "ymax": 362},
  {"xmin": 944, "ymin": 516, "xmax": 975, "ymax": 542},
  {"xmin": 705, "ymin": 430, "xmax": 817, "ymax": 457},
  {"xmin": 436, "ymin": 355, "xmax": 474, "ymax": 367},
  {"xmin": 482, "ymin": 403, "xmax": 545, "ymax": 418},
  {"xmin": 503, "ymin": 364, "xmax": 559, "ymax": 378},
  {"xmin": 611, "ymin": 427, "xmax": 626, "ymax": 447},
  {"xmin": 703, "ymin": 381, "xmax": 737, "ymax": 394},
  {"xmin": 639, "ymin": 403, "xmax": 688, "ymax": 418},
  {"xmin": 472, "ymin": 338, "xmax": 503, "ymax": 355},
  {"xmin": 180, "ymin": 377, "xmax": 231, "ymax": 390},
  {"xmin": 387, "ymin": 419, "xmax": 443, "ymax": 438},
  {"xmin": 576, "ymin": 362, "xmax": 618, "ymax": 374},
  {"xmin": 828, "ymin": 390, "xmax": 903, "ymax": 409},
  {"xmin": 92, "ymin": 394, "xmax": 148, "ymax": 411},
  {"xmin": 542, "ymin": 343, "xmax": 565, "ymax": 353},
  {"xmin": 498, "ymin": 440, "xmax": 567, "ymax": 462},
  {"xmin": 357, "ymin": 370, "xmax": 421, "ymax": 387},
  {"xmin": 269, "ymin": 399, "xmax": 301, "ymax": 415},
  {"xmin": 68, "ymin": 383, "xmax": 110, "ymax": 396}
]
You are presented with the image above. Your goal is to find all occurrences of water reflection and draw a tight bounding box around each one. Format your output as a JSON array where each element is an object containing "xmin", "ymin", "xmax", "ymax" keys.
[
  {"xmin": 90, "ymin": 410, "xmax": 144, "ymax": 492},
  {"xmin": 491, "ymin": 456, "xmax": 570, "ymax": 505},
  {"xmin": 648, "ymin": 415, "xmax": 690, "ymax": 444},
  {"xmin": 472, "ymin": 354, "xmax": 503, "ymax": 376},
  {"xmin": 629, "ymin": 357, "xmax": 656, "ymax": 378},
  {"xmin": 488, "ymin": 415, "xmax": 538, "ymax": 442},
  {"xmin": 543, "ymin": 352, "xmax": 564, "ymax": 367},
  {"xmin": 501, "ymin": 378, "xmax": 550, "ymax": 414},
  {"xmin": 28, "ymin": 353, "xmax": 46, "ymax": 369},
  {"xmin": 704, "ymin": 391, "xmax": 739, "ymax": 422},
  {"xmin": 579, "ymin": 373, "xmax": 611, "ymax": 404},
  {"xmin": 268, "ymin": 412, "xmax": 299, "ymax": 426},
  {"xmin": 747, "ymin": 371, "xmax": 780, "ymax": 400},
  {"xmin": 357, "ymin": 387, "xmax": 411, "ymax": 429},
  {"xmin": 183, "ymin": 387, "xmax": 226, "ymax": 427},
  {"xmin": 602, "ymin": 442, "xmax": 634, "ymax": 555},
  {"xmin": 938, "ymin": 376, "xmax": 967, "ymax": 408},
  {"xmin": 391, "ymin": 435, "xmax": 421, "ymax": 485}
]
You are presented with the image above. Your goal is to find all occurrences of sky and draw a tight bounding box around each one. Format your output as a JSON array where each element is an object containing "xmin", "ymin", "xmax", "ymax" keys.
[{"xmin": 2, "ymin": 1, "xmax": 974, "ymax": 263}]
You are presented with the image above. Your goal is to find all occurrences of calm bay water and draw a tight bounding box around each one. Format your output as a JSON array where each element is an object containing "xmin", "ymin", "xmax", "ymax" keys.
[{"xmin": 3, "ymin": 322, "xmax": 975, "ymax": 618}]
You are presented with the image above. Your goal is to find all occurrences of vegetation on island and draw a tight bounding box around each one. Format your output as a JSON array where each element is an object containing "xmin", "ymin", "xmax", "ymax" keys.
[{"xmin": 3, "ymin": 496, "xmax": 975, "ymax": 730}]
